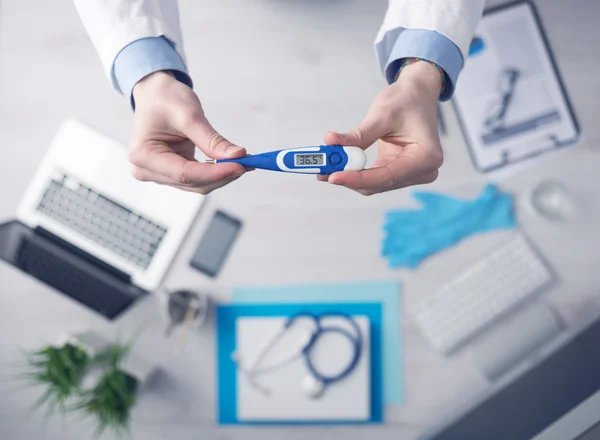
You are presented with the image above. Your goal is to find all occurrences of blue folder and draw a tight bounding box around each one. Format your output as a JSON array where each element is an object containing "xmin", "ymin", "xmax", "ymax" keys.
[{"xmin": 216, "ymin": 302, "xmax": 383, "ymax": 425}]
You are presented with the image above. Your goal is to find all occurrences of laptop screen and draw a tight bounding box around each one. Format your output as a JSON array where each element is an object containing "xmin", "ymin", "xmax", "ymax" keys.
[{"xmin": 422, "ymin": 315, "xmax": 600, "ymax": 440}]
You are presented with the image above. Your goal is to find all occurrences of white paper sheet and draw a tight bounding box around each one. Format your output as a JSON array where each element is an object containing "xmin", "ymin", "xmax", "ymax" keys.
[{"xmin": 235, "ymin": 315, "xmax": 371, "ymax": 422}]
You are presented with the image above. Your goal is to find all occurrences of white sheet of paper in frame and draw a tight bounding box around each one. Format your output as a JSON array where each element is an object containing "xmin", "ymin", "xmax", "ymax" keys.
[{"xmin": 235, "ymin": 315, "xmax": 371, "ymax": 422}]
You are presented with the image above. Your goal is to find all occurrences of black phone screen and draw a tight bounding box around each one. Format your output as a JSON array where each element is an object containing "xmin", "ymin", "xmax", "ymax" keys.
[{"xmin": 189, "ymin": 211, "xmax": 241, "ymax": 277}]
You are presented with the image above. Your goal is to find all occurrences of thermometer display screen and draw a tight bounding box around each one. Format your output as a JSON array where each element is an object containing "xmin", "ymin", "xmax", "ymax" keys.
[{"xmin": 295, "ymin": 153, "xmax": 325, "ymax": 167}]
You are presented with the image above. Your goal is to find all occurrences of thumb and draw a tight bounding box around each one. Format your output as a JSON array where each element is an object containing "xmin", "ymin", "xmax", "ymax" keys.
[
  {"xmin": 179, "ymin": 112, "xmax": 246, "ymax": 160},
  {"xmin": 324, "ymin": 118, "xmax": 386, "ymax": 150}
]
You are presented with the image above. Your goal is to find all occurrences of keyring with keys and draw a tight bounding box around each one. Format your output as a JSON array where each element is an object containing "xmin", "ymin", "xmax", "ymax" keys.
[{"xmin": 231, "ymin": 312, "xmax": 363, "ymax": 399}]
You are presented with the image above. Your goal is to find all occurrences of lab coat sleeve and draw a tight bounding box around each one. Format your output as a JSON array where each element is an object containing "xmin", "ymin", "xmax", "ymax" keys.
[
  {"xmin": 375, "ymin": 0, "xmax": 486, "ymax": 93},
  {"xmin": 383, "ymin": 29, "xmax": 463, "ymax": 101},
  {"xmin": 72, "ymin": 0, "xmax": 187, "ymax": 91},
  {"xmin": 113, "ymin": 37, "xmax": 193, "ymax": 108}
]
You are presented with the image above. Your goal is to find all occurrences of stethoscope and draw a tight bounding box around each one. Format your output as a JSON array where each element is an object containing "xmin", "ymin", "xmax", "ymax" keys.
[{"xmin": 231, "ymin": 313, "xmax": 362, "ymax": 399}]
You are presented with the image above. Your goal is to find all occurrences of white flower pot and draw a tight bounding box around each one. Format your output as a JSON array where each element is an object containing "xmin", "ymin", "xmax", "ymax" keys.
[
  {"xmin": 119, "ymin": 352, "xmax": 156, "ymax": 386},
  {"xmin": 56, "ymin": 330, "xmax": 111, "ymax": 358}
]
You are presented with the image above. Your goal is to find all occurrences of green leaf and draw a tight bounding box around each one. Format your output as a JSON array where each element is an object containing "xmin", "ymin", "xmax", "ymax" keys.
[{"xmin": 20, "ymin": 343, "xmax": 92, "ymax": 419}]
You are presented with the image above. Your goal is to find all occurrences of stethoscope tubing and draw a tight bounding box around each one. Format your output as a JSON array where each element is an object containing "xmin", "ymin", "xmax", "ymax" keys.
[{"xmin": 302, "ymin": 320, "xmax": 362, "ymax": 386}]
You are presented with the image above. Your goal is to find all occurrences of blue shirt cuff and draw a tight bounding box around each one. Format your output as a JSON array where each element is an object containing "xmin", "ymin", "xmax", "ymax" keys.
[
  {"xmin": 113, "ymin": 36, "xmax": 193, "ymax": 109},
  {"xmin": 383, "ymin": 29, "xmax": 463, "ymax": 101}
]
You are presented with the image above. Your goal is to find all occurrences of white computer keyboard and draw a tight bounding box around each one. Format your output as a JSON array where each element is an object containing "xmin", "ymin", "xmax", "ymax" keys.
[{"xmin": 413, "ymin": 234, "xmax": 554, "ymax": 354}]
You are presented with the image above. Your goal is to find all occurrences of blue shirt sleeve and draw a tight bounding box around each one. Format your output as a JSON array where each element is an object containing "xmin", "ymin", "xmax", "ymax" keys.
[
  {"xmin": 379, "ymin": 29, "xmax": 464, "ymax": 101},
  {"xmin": 112, "ymin": 36, "xmax": 193, "ymax": 109}
]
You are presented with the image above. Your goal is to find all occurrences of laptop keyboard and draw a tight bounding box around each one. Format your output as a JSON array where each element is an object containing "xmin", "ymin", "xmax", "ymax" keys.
[
  {"xmin": 35, "ymin": 173, "xmax": 167, "ymax": 269},
  {"xmin": 15, "ymin": 233, "xmax": 138, "ymax": 319}
]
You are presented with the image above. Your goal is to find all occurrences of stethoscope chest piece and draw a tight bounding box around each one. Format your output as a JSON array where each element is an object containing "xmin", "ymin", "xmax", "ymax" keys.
[{"xmin": 303, "ymin": 375, "xmax": 326, "ymax": 399}]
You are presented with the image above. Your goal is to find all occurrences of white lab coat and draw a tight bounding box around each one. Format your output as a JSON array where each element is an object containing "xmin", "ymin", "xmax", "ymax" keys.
[{"xmin": 73, "ymin": 0, "xmax": 485, "ymax": 86}]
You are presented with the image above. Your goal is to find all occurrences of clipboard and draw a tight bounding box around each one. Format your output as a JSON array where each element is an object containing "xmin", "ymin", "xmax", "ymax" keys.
[{"xmin": 452, "ymin": 0, "xmax": 580, "ymax": 173}]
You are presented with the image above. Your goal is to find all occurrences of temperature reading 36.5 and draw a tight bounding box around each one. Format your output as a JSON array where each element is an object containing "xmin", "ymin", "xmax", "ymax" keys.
[{"xmin": 295, "ymin": 154, "xmax": 325, "ymax": 166}]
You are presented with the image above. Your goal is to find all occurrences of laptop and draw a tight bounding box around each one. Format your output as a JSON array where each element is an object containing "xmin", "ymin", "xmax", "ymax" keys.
[
  {"xmin": 418, "ymin": 307, "xmax": 600, "ymax": 440},
  {"xmin": 0, "ymin": 119, "xmax": 204, "ymax": 319}
]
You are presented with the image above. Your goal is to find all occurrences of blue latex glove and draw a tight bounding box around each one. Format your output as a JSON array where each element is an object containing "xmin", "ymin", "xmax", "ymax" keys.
[{"xmin": 382, "ymin": 184, "xmax": 517, "ymax": 269}]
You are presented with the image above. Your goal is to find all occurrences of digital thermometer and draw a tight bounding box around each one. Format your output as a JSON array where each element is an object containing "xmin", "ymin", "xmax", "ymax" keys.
[{"xmin": 208, "ymin": 145, "xmax": 367, "ymax": 175}]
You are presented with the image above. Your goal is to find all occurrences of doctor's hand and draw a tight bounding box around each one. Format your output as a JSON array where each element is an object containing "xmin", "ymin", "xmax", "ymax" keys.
[
  {"xmin": 319, "ymin": 61, "xmax": 444, "ymax": 196},
  {"xmin": 128, "ymin": 71, "xmax": 247, "ymax": 195}
]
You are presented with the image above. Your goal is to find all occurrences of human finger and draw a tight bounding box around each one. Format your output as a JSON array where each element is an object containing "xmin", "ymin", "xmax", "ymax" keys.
[{"xmin": 129, "ymin": 145, "xmax": 245, "ymax": 186}]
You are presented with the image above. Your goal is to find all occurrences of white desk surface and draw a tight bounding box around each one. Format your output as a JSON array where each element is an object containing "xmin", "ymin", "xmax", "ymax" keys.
[{"xmin": 1, "ymin": 0, "xmax": 599, "ymax": 439}]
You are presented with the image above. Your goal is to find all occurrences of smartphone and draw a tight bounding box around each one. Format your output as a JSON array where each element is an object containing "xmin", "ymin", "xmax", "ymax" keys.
[{"xmin": 189, "ymin": 210, "xmax": 242, "ymax": 277}]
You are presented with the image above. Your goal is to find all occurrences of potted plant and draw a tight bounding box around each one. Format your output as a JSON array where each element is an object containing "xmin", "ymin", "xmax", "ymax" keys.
[
  {"xmin": 19, "ymin": 331, "xmax": 153, "ymax": 439},
  {"xmin": 21, "ymin": 330, "xmax": 111, "ymax": 411},
  {"xmin": 75, "ymin": 344, "xmax": 140, "ymax": 439},
  {"xmin": 22, "ymin": 342, "xmax": 91, "ymax": 415}
]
